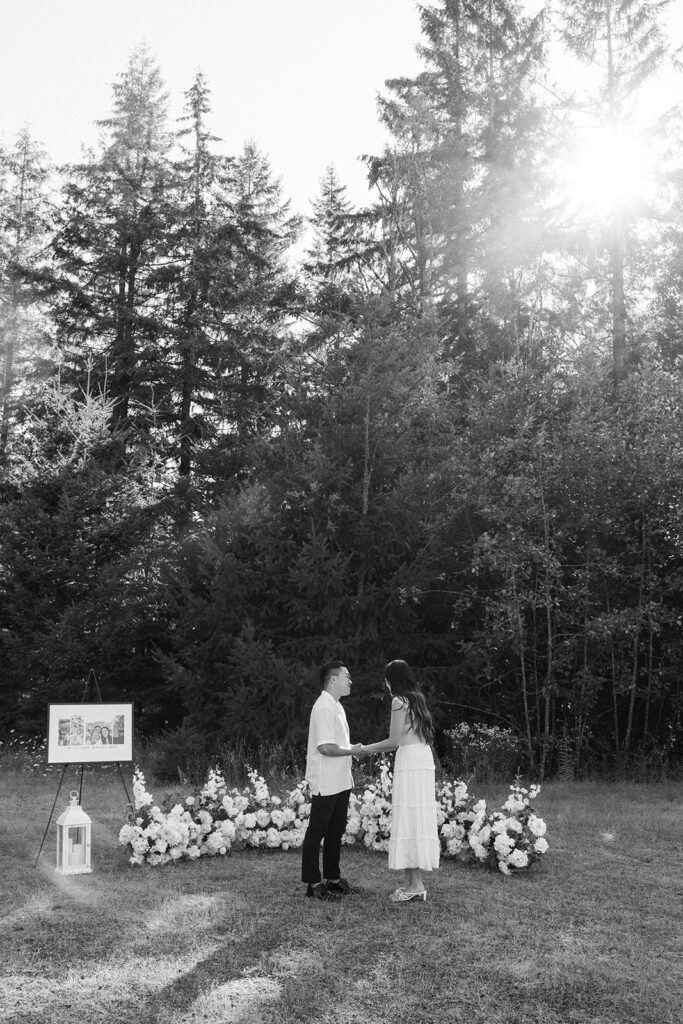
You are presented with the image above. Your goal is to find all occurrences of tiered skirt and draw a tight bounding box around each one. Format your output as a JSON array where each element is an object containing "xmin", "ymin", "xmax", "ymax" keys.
[{"xmin": 388, "ymin": 743, "xmax": 440, "ymax": 871}]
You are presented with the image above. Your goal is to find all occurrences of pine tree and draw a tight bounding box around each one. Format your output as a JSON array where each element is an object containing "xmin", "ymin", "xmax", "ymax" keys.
[
  {"xmin": 559, "ymin": 0, "xmax": 673, "ymax": 380},
  {"xmin": 304, "ymin": 165, "xmax": 361, "ymax": 340},
  {"xmin": 161, "ymin": 71, "xmax": 238, "ymax": 490},
  {"xmin": 372, "ymin": 0, "xmax": 550, "ymax": 365},
  {"xmin": 49, "ymin": 44, "xmax": 171, "ymax": 451},
  {"xmin": 0, "ymin": 129, "xmax": 53, "ymax": 465},
  {"xmin": 212, "ymin": 141, "xmax": 300, "ymax": 477}
]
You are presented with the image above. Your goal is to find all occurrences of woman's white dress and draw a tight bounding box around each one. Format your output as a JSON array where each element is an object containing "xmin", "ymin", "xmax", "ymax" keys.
[{"xmin": 388, "ymin": 700, "xmax": 440, "ymax": 872}]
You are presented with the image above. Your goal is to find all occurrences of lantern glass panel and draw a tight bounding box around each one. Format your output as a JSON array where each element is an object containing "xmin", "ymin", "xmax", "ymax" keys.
[{"xmin": 69, "ymin": 827, "xmax": 86, "ymax": 865}]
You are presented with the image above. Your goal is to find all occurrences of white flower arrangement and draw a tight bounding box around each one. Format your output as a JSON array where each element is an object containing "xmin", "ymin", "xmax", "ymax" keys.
[{"xmin": 119, "ymin": 764, "xmax": 549, "ymax": 874}]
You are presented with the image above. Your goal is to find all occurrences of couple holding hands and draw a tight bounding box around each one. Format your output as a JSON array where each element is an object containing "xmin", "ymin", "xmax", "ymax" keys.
[{"xmin": 301, "ymin": 659, "xmax": 440, "ymax": 903}]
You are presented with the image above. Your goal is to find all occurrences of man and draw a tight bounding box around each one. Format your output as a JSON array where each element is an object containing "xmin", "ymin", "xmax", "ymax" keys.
[{"xmin": 301, "ymin": 661, "xmax": 362, "ymax": 901}]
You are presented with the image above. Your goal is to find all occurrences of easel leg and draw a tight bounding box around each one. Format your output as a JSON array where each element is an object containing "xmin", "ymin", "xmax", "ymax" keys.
[
  {"xmin": 34, "ymin": 764, "xmax": 69, "ymax": 869},
  {"xmin": 116, "ymin": 762, "xmax": 134, "ymax": 813},
  {"xmin": 78, "ymin": 762, "xmax": 85, "ymax": 805}
]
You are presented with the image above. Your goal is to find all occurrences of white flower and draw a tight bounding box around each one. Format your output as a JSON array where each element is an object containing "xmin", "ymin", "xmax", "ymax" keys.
[
  {"xmin": 198, "ymin": 809, "xmax": 213, "ymax": 833},
  {"xmin": 256, "ymin": 809, "xmax": 271, "ymax": 828},
  {"xmin": 508, "ymin": 848, "xmax": 529, "ymax": 869},
  {"xmin": 503, "ymin": 796, "xmax": 526, "ymax": 813},
  {"xmin": 243, "ymin": 813, "xmax": 257, "ymax": 830},
  {"xmin": 203, "ymin": 832, "xmax": 223, "ymax": 854},
  {"xmin": 219, "ymin": 819, "xmax": 236, "ymax": 842},
  {"xmin": 266, "ymin": 828, "xmax": 282, "ymax": 848},
  {"xmin": 534, "ymin": 837, "xmax": 549, "ymax": 854},
  {"xmin": 498, "ymin": 860, "xmax": 511, "ymax": 874},
  {"xmin": 185, "ymin": 796, "xmax": 195, "ymax": 806},
  {"xmin": 477, "ymin": 824, "xmax": 491, "ymax": 845},
  {"xmin": 494, "ymin": 833, "xmax": 514, "ymax": 856},
  {"xmin": 118, "ymin": 824, "xmax": 134, "ymax": 841},
  {"xmin": 527, "ymin": 815, "xmax": 547, "ymax": 837}
]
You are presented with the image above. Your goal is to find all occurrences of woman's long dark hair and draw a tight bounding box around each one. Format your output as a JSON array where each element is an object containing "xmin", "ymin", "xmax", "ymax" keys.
[{"xmin": 385, "ymin": 660, "xmax": 434, "ymax": 744}]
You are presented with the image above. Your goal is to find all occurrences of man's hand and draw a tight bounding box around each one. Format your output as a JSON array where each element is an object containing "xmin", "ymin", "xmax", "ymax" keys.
[{"xmin": 351, "ymin": 743, "xmax": 366, "ymax": 757}]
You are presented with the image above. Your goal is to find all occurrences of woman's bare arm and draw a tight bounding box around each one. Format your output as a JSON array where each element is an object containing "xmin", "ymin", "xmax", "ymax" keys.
[{"xmin": 359, "ymin": 700, "xmax": 405, "ymax": 754}]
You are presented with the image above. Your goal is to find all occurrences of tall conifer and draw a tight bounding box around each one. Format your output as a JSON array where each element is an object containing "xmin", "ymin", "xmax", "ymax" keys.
[
  {"xmin": 50, "ymin": 44, "xmax": 171, "ymax": 451},
  {"xmin": 559, "ymin": 0, "xmax": 672, "ymax": 380},
  {"xmin": 0, "ymin": 129, "xmax": 53, "ymax": 465}
]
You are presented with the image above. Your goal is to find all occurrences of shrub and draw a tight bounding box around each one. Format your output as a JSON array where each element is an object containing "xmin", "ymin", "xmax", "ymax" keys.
[
  {"xmin": 0, "ymin": 733, "xmax": 48, "ymax": 772},
  {"xmin": 444, "ymin": 722, "xmax": 523, "ymax": 782},
  {"xmin": 142, "ymin": 726, "xmax": 306, "ymax": 786}
]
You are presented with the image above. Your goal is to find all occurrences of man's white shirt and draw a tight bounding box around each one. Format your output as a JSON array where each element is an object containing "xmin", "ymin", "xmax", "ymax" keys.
[{"xmin": 305, "ymin": 689, "xmax": 354, "ymax": 796}]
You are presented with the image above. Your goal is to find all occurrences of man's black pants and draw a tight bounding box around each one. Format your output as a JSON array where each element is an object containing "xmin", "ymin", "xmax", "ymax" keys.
[{"xmin": 301, "ymin": 788, "xmax": 351, "ymax": 884}]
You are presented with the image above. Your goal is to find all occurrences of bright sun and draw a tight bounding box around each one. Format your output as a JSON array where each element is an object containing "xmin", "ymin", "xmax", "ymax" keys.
[{"xmin": 564, "ymin": 128, "xmax": 649, "ymax": 216}]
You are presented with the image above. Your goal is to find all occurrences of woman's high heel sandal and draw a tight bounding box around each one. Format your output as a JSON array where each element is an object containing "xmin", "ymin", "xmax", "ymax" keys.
[{"xmin": 389, "ymin": 889, "xmax": 427, "ymax": 902}]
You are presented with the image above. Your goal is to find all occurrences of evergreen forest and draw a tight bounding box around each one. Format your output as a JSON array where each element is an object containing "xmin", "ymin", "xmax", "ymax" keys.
[{"xmin": 2, "ymin": 0, "xmax": 682, "ymax": 778}]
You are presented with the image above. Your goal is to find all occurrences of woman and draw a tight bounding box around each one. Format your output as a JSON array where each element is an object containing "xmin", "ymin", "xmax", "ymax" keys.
[{"xmin": 359, "ymin": 660, "xmax": 440, "ymax": 902}]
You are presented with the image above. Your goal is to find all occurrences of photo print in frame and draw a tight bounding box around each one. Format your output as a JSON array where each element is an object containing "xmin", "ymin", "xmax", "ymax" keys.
[{"xmin": 47, "ymin": 703, "xmax": 133, "ymax": 763}]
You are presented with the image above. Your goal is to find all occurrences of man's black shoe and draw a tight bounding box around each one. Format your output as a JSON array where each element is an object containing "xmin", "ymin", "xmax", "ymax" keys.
[
  {"xmin": 306, "ymin": 882, "xmax": 341, "ymax": 901},
  {"xmin": 325, "ymin": 877, "xmax": 361, "ymax": 895}
]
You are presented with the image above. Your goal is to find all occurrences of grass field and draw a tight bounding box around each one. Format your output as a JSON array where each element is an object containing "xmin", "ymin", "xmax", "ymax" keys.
[{"xmin": 1, "ymin": 768, "xmax": 681, "ymax": 1024}]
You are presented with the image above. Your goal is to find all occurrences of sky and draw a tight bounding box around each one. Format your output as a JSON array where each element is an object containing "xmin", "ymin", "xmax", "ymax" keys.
[
  {"xmin": 0, "ymin": 0, "xmax": 681, "ymax": 218},
  {"xmin": 0, "ymin": 0, "xmax": 425, "ymax": 213}
]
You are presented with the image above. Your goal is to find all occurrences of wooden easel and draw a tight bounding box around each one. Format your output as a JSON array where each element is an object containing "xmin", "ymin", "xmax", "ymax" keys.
[{"xmin": 34, "ymin": 670, "xmax": 134, "ymax": 868}]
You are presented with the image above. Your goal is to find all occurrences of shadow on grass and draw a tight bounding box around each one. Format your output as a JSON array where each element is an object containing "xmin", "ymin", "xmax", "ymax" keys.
[{"xmin": 2, "ymin": 774, "xmax": 682, "ymax": 1024}]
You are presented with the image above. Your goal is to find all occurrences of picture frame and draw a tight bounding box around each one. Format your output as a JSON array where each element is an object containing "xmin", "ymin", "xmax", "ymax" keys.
[{"xmin": 47, "ymin": 703, "xmax": 134, "ymax": 764}]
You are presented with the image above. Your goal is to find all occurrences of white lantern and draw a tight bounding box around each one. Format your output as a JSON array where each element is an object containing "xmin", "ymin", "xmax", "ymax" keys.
[{"xmin": 56, "ymin": 790, "xmax": 92, "ymax": 875}]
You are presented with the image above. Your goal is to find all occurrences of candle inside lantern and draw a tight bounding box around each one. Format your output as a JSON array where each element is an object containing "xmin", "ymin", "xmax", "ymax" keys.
[{"xmin": 56, "ymin": 791, "xmax": 92, "ymax": 875}]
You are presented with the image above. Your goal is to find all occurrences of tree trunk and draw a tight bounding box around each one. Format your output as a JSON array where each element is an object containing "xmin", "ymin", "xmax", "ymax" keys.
[
  {"xmin": 539, "ymin": 484, "xmax": 554, "ymax": 776},
  {"xmin": 610, "ymin": 641, "xmax": 620, "ymax": 758},
  {"xmin": 0, "ymin": 144, "xmax": 28, "ymax": 462},
  {"xmin": 610, "ymin": 206, "xmax": 627, "ymax": 382},
  {"xmin": 624, "ymin": 517, "xmax": 646, "ymax": 754},
  {"xmin": 605, "ymin": 5, "xmax": 627, "ymax": 382},
  {"xmin": 512, "ymin": 572, "xmax": 535, "ymax": 773}
]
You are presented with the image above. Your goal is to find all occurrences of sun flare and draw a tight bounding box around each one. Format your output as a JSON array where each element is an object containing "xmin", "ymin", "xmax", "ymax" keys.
[{"xmin": 565, "ymin": 128, "xmax": 648, "ymax": 216}]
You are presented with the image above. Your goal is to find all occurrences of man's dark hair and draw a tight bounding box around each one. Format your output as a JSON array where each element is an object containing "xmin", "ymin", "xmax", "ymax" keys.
[{"xmin": 320, "ymin": 661, "xmax": 347, "ymax": 687}]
